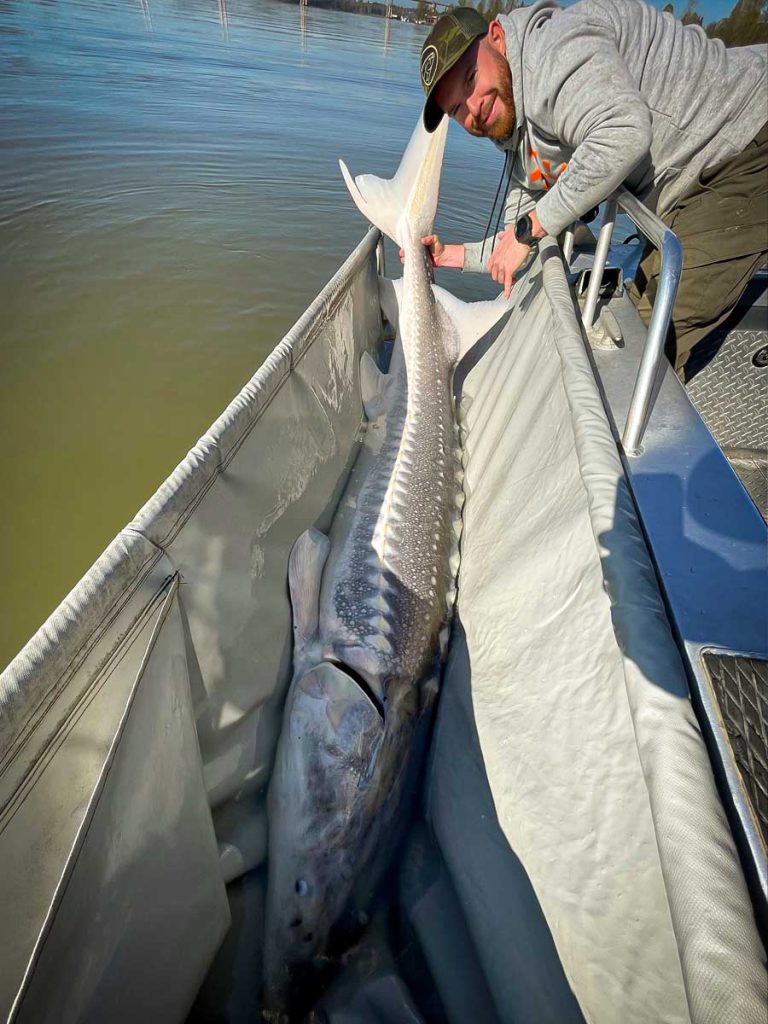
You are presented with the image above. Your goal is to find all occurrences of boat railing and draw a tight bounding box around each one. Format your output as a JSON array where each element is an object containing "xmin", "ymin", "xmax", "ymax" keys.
[{"xmin": 574, "ymin": 187, "xmax": 683, "ymax": 457}]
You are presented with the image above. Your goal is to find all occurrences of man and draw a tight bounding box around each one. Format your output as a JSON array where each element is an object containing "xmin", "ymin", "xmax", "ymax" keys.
[{"xmin": 418, "ymin": 1, "xmax": 767, "ymax": 376}]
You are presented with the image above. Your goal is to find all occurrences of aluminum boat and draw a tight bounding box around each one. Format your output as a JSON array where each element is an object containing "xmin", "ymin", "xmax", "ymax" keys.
[{"xmin": 1, "ymin": 193, "xmax": 766, "ymax": 1023}]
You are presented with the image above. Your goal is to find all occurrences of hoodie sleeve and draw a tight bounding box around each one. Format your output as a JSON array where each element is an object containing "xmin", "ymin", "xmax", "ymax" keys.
[
  {"xmin": 462, "ymin": 183, "xmax": 538, "ymax": 273},
  {"xmin": 525, "ymin": 12, "xmax": 652, "ymax": 237}
]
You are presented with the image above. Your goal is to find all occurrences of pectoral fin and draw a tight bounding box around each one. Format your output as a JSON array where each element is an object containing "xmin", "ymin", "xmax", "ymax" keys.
[{"xmin": 289, "ymin": 528, "xmax": 331, "ymax": 651}]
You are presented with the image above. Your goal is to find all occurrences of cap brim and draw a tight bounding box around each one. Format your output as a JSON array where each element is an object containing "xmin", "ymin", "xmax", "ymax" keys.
[{"xmin": 423, "ymin": 94, "xmax": 445, "ymax": 134}]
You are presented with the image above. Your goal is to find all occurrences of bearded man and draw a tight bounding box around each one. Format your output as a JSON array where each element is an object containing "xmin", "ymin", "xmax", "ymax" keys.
[{"xmin": 418, "ymin": 2, "xmax": 767, "ymax": 376}]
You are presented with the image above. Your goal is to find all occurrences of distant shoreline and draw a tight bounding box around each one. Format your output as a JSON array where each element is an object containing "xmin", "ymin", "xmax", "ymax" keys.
[{"xmin": 271, "ymin": 0, "xmax": 438, "ymax": 27}]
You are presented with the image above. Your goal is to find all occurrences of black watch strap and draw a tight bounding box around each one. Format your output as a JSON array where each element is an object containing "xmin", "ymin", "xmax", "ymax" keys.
[{"xmin": 515, "ymin": 213, "xmax": 538, "ymax": 248}]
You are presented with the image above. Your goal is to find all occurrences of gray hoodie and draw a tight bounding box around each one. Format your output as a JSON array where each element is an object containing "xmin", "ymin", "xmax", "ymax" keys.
[{"xmin": 463, "ymin": 0, "xmax": 767, "ymax": 272}]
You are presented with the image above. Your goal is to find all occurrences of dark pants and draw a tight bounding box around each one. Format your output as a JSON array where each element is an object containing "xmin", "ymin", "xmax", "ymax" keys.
[{"xmin": 629, "ymin": 122, "xmax": 768, "ymax": 377}]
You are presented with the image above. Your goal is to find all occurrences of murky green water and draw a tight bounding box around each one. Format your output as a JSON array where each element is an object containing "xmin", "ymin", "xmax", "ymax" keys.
[{"xmin": 0, "ymin": 0, "xmax": 504, "ymax": 669}]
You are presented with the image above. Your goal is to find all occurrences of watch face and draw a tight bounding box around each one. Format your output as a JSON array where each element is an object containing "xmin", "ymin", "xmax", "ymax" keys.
[{"xmin": 516, "ymin": 215, "xmax": 532, "ymax": 245}]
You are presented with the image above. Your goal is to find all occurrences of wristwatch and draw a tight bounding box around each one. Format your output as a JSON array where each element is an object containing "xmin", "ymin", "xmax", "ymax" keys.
[{"xmin": 515, "ymin": 213, "xmax": 539, "ymax": 248}]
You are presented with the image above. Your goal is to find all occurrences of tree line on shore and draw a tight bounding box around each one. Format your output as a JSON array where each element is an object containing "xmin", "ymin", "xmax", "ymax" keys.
[
  {"xmin": 277, "ymin": 0, "xmax": 767, "ymax": 47},
  {"xmin": 677, "ymin": 0, "xmax": 767, "ymax": 46},
  {"xmin": 426, "ymin": 0, "xmax": 768, "ymax": 45},
  {"xmin": 461, "ymin": 0, "xmax": 767, "ymax": 46}
]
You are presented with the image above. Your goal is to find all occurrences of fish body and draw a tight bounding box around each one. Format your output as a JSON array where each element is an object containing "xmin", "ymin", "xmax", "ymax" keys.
[{"xmin": 263, "ymin": 116, "xmax": 511, "ymax": 1015}]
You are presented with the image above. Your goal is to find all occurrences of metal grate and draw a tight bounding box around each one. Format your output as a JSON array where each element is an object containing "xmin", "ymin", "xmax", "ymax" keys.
[
  {"xmin": 686, "ymin": 328, "xmax": 768, "ymax": 520},
  {"xmin": 686, "ymin": 329, "xmax": 768, "ymax": 451},
  {"xmin": 703, "ymin": 652, "xmax": 768, "ymax": 846},
  {"xmin": 723, "ymin": 447, "xmax": 768, "ymax": 520}
]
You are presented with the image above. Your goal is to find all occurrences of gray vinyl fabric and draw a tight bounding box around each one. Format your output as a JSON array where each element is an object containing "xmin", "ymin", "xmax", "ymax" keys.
[
  {"xmin": 12, "ymin": 582, "xmax": 231, "ymax": 1024},
  {"xmin": 427, "ymin": 242, "xmax": 767, "ymax": 1023},
  {"xmin": 0, "ymin": 229, "xmax": 382, "ymax": 1021}
]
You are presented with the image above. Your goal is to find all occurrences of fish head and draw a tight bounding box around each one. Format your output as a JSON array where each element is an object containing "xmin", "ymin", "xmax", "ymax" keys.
[{"xmin": 263, "ymin": 662, "xmax": 384, "ymax": 1012}]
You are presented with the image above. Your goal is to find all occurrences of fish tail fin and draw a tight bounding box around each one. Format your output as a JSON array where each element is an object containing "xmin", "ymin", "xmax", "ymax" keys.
[{"xmin": 340, "ymin": 114, "xmax": 449, "ymax": 247}]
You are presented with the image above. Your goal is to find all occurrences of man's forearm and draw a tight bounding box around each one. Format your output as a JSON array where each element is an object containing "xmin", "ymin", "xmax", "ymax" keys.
[
  {"xmin": 462, "ymin": 236, "xmax": 498, "ymax": 273},
  {"xmin": 462, "ymin": 209, "xmax": 545, "ymax": 274},
  {"xmin": 435, "ymin": 243, "xmax": 465, "ymax": 269}
]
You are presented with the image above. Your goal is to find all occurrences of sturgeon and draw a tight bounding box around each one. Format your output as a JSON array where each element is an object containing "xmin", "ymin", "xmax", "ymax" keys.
[{"xmin": 263, "ymin": 115, "xmax": 511, "ymax": 1015}]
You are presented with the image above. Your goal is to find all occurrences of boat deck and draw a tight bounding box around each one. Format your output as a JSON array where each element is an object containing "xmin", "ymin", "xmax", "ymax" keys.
[{"xmin": 686, "ymin": 273, "xmax": 768, "ymax": 520}]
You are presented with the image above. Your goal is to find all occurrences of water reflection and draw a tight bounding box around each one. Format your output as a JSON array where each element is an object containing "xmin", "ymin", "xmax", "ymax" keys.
[
  {"xmin": 218, "ymin": 0, "xmax": 228, "ymax": 39},
  {"xmin": 140, "ymin": 0, "xmax": 152, "ymax": 30}
]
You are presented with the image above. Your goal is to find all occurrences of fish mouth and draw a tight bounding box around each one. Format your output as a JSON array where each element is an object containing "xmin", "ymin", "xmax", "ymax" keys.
[
  {"xmin": 262, "ymin": 955, "xmax": 326, "ymax": 1020},
  {"xmin": 263, "ymin": 898, "xmax": 353, "ymax": 1019},
  {"xmin": 262, "ymin": 915, "xmax": 324, "ymax": 1015}
]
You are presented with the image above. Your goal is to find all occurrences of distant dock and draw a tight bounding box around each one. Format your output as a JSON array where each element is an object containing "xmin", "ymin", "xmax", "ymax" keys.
[{"xmin": 274, "ymin": 0, "xmax": 443, "ymax": 26}]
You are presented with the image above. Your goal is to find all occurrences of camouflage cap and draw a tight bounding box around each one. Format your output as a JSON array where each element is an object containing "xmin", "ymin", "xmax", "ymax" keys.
[{"xmin": 420, "ymin": 8, "xmax": 488, "ymax": 133}]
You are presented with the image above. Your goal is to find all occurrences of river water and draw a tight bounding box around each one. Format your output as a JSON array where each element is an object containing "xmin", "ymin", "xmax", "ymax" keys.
[{"xmin": 1, "ymin": 0, "xmax": 506, "ymax": 669}]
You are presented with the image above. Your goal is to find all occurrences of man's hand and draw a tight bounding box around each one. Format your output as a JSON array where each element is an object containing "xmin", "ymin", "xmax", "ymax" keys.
[
  {"xmin": 399, "ymin": 235, "xmax": 465, "ymax": 269},
  {"xmin": 488, "ymin": 210, "xmax": 545, "ymax": 297},
  {"xmin": 487, "ymin": 229, "xmax": 531, "ymax": 298}
]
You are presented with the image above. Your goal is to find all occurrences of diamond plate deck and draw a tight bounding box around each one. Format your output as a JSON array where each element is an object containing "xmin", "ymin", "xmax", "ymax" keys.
[
  {"xmin": 686, "ymin": 328, "xmax": 768, "ymax": 518},
  {"xmin": 687, "ymin": 329, "xmax": 768, "ymax": 450},
  {"xmin": 703, "ymin": 653, "xmax": 768, "ymax": 849},
  {"xmin": 724, "ymin": 447, "xmax": 768, "ymax": 519}
]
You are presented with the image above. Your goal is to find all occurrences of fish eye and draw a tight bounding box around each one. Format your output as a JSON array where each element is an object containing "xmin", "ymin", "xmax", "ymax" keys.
[{"xmin": 295, "ymin": 879, "xmax": 309, "ymax": 896}]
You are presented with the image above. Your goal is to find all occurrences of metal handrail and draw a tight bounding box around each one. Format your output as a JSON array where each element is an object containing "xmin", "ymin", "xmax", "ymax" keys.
[
  {"xmin": 582, "ymin": 199, "xmax": 618, "ymax": 332},
  {"xmin": 561, "ymin": 225, "xmax": 575, "ymax": 263},
  {"xmin": 578, "ymin": 187, "xmax": 683, "ymax": 456}
]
